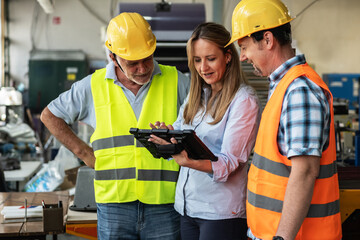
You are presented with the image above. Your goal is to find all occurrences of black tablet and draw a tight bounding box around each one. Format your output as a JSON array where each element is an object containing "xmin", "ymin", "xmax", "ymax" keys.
[{"xmin": 129, "ymin": 128, "xmax": 218, "ymax": 161}]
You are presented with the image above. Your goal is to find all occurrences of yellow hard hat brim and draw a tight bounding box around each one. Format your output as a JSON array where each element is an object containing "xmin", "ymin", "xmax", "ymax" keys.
[
  {"xmin": 225, "ymin": 36, "xmax": 239, "ymax": 48},
  {"xmin": 225, "ymin": 17, "xmax": 294, "ymax": 48}
]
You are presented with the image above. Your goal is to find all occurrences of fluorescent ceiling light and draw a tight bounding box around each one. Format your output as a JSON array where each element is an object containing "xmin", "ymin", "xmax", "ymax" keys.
[{"xmin": 37, "ymin": 0, "xmax": 54, "ymax": 14}]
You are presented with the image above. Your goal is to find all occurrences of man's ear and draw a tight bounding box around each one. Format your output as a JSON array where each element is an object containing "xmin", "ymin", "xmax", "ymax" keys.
[
  {"xmin": 263, "ymin": 31, "xmax": 274, "ymax": 49},
  {"xmin": 109, "ymin": 53, "xmax": 116, "ymax": 61}
]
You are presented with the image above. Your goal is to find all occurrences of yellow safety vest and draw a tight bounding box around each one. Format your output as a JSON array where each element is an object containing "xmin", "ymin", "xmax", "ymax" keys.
[{"xmin": 90, "ymin": 64, "xmax": 179, "ymax": 204}]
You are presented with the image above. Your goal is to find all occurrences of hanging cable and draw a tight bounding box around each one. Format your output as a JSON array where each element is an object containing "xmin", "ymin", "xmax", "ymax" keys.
[
  {"xmin": 110, "ymin": 0, "xmax": 116, "ymax": 19},
  {"xmin": 295, "ymin": 0, "xmax": 320, "ymax": 18},
  {"xmin": 78, "ymin": 0, "xmax": 108, "ymax": 25},
  {"xmin": 30, "ymin": 3, "xmax": 41, "ymax": 50},
  {"xmin": 4, "ymin": 0, "xmax": 10, "ymax": 87}
]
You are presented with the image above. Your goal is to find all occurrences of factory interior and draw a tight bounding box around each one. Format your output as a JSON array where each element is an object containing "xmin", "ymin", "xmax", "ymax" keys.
[{"xmin": 0, "ymin": 0, "xmax": 359, "ymax": 239}]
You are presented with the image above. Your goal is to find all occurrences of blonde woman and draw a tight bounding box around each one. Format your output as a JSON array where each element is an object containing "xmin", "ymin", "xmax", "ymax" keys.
[{"xmin": 150, "ymin": 22, "xmax": 260, "ymax": 240}]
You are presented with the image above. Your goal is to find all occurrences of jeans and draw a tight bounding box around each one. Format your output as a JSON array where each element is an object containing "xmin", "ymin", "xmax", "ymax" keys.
[
  {"xmin": 180, "ymin": 215, "xmax": 248, "ymax": 240},
  {"xmin": 97, "ymin": 201, "xmax": 180, "ymax": 240}
]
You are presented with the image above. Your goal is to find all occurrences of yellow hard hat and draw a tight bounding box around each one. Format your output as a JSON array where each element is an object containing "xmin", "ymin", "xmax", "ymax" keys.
[
  {"xmin": 226, "ymin": 0, "xmax": 294, "ymax": 47},
  {"xmin": 105, "ymin": 12, "xmax": 156, "ymax": 61}
]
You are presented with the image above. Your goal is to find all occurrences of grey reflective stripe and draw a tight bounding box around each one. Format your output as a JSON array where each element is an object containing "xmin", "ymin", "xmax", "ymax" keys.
[
  {"xmin": 94, "ymin": 168, "xmax": 178, "ymax": 182},
  {"xmin": 318, "ymin": 162, "xmax": 338, "ymax": 179},
  {"xmin": 138, "ymin": 169, "xmax": 178, "ymax": 182},
  {"xmin": 252, "ymin": 153, "xmax": 290, "ymax": 177},
  {"xmin": 136, "ymin": 140, "xmax": 145, "ymax": 148},
  {"xmin": 307, "ymin": 200, "xmax": 340, "ymax": 217},
  {"xmin": 95, "ymin": 168, "xmax": 136, "ymax": 180},
  {"xmin": 252, "ymin": 153, "xmax": 337, "ymax": 179},
  {"xmin": 92, "ymin": 135, "xmax": 134, "ymax": 151},
  {"xmin": 248, "ymin": 189, "xmax": 283, "ymax": 213},
  {"xmin": 247, "ymin": 190, "xmax": 340, "ymax": 217}
]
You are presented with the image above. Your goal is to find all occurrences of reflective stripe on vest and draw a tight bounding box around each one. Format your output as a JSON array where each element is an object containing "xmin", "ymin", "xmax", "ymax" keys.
[
  {"xmin": 247, "ymin": 64, "xmax": 342, "ymax": 240},
  {"xmin": 251, "ymin": 152, "xmax": 338, "ymax": 179},
  {"xmin": 95, "ymin": 168, "xmax": 178, "ymax": 182},
  {"xmin": 92, "ymin": 135, "xmax": 144, "ymax": 151},
  {"xmin": 92, "ymin": 135, "xmax": 134, "ymax": 151},
  {"xmin": 90, "ymin": 64, "xmax": 179, "ymax": 204},
  {"xmin": 247, "ymin": 190, "xmax": 340, "ymax": 218}
]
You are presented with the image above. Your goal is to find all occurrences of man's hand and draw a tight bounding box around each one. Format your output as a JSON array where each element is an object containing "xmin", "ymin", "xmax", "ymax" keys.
[{"xmin": 40, "ymin": 107, "xmax": 96, "ymax": 168}]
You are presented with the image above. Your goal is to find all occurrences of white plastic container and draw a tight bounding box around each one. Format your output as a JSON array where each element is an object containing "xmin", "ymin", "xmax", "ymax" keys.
[{"xmin": 0, "ymin": 87, "xmax": 22, "ymax": 106}]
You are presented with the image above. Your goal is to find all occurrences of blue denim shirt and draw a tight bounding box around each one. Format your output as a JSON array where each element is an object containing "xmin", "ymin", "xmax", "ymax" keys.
[{"xmin": 173, "ymin": 85, "xmax": 261, "ymax": 220}]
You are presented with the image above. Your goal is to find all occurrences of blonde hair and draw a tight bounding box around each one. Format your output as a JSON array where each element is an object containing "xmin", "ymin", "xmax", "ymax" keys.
[{"xmin": 183, "ymin": 22, "xmax": 248, "ymax": 125}]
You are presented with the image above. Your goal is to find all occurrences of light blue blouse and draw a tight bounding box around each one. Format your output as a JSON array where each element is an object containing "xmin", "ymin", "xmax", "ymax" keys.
[{"xmin": 172, "ymin": 84, "xmax": 261, "ymax": 220}]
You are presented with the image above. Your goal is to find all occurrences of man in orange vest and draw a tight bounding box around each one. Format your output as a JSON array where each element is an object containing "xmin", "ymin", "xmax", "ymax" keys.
[{"xmin": 226, "ymin": 0, "xmax": 342, "ymax": 239}]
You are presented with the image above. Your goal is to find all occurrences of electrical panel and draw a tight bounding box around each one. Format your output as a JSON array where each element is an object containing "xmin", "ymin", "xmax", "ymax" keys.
[
  {"xmin": 324, "ymin": 73, "xmax": 360, "ymax": 110},
  {"xmin": 28, "ymin": 50, "xmax": 88, "ymax": 113}
]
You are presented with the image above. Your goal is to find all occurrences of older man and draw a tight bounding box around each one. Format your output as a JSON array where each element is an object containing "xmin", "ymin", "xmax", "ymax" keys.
[{"xmin": 41, "ymin": 12, "xmax": 189, "ymax": 240}]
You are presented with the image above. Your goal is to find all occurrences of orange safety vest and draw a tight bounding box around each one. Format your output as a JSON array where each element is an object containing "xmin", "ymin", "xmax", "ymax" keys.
[{"xmin": 247, "ymin": 64, "xmax": 342, "ymax": 240}]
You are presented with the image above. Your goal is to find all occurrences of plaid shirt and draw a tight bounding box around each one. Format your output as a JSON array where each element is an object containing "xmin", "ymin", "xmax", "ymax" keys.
[
  {"xmin": 248, "ymin": 55, "xmax": 331, "ymax": 240},
  {"xmin": 268, "ymin": 54, "xmax": 330, "ymax": 158}
]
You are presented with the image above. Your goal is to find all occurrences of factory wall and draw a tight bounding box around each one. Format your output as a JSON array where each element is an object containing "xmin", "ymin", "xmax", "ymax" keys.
[
  {"xmin": 6, "ymin": 0, "xmax": 360, "ymax": 89},
  {"xmin": 286, "ymin": 0, "xmax": 360, "ymax": 79},
  {"xmin": 7, "ymin": 0, "xmax": 213, "ymax": 89}
]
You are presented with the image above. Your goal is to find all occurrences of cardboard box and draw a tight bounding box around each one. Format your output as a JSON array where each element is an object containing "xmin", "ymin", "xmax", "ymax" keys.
[{"xmin": 58, "ymin": 166, "xmax": 81, "ymax": 190}]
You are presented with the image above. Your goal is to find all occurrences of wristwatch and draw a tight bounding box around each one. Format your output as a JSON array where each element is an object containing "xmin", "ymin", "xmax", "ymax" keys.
[{"xmin": 272, "ymin": 237, "xmax": 284, "ymax": 240}]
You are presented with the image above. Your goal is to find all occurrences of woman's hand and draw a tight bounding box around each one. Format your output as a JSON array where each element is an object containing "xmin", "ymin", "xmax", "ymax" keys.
[
  {"xmin": 149, "ymin": 121, "xmax": 174, "ymax": 130},
  {"xmin": 148, "ymin": 122, "xmax": 176, "ymax": 145},
  {"xmin": 148, "ymin": 134, "xmax": 173, "ymax": 145},
  {"xmin": 173, "ymin": 150, "xmax": 212, "ymax": 173},
  {"xmin": 172, "ymin": 150, "xmax": 191, "ymax": 166},
  {"xmin": 148, "ymin": 123, "xmax": 212, "ymax": 172}
]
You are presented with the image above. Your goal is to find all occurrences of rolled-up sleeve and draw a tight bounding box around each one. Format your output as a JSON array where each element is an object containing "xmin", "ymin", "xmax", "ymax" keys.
[
  {"xmin": 211, "ymin": 90, "xmax": 260, "ymax": 182},
  {"xmin": 47, "ymin": 75, "xmax": 94, "ymax": 127}
]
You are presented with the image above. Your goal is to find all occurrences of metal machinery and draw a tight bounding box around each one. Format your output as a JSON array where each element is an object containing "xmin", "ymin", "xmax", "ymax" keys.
[
  {"xmin": 28, "ymin": 50, "xmax": 88, "ymax": 114},
  {"xmin": 325, "ymin": 74, "xmax": 360, "ymax": 111},
  {"xmin": 325, "ymin": 73, "xmax": 360, "ymax": 166},
  {"xmin": 118, "ymin": 1, "xmax": 270, "ymax": 108},
  {"xmin": 118, "ymin": 1, "xmax": 205, "ymax": 74},
  {"xmin": 324, "ymin": 74, "xmax": 360, "ymax": 238},
  {"xmin": 338, "ymin": 167, "xmax": 360, "ymax": 239}
]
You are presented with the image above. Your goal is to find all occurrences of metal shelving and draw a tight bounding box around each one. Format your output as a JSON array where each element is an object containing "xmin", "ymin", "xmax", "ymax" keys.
[{"xmin": 242, "ymin": 62, "xmax": 269, "ymax": 110}]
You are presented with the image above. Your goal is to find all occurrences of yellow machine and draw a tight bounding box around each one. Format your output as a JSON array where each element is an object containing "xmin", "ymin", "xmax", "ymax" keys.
[{"xmin": 338, "ymin": 167, "xmax": 360, "ymax": 239}]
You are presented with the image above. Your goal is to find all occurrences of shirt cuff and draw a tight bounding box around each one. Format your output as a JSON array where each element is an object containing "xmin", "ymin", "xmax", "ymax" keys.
[
  {"xmin": 287, "ymin": 148, "xmax": 322, "ymax": 158},
  {"xmin": 210, "ymin": 157, "xmax": 229, "ymax": 182}
]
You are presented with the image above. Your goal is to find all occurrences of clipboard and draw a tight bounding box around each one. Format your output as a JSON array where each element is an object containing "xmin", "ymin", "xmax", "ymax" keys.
[{"xmin": 129, "ymin": 128, "xmax": 218, "ymax": 161}]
